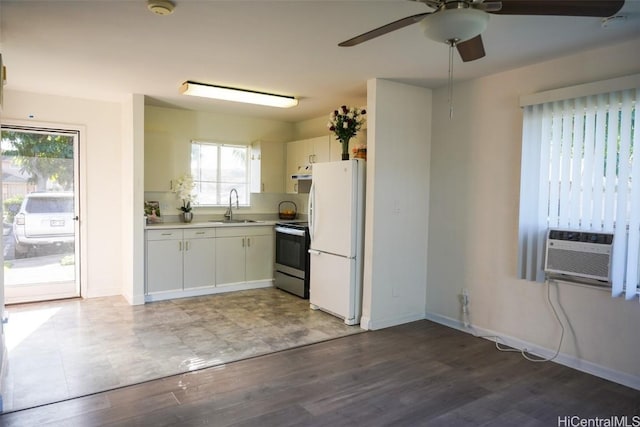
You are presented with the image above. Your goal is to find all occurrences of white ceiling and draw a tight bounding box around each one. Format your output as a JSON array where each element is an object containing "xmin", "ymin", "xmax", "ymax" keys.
[{"xmin": 1, "ymin": 0, "xmax": 639, "ymax": 123}]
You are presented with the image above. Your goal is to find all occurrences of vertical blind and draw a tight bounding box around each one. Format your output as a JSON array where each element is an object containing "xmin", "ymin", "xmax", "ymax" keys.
[{"xmin": 518, "ymin": 88, "xmax": 639, "ymax": 300}]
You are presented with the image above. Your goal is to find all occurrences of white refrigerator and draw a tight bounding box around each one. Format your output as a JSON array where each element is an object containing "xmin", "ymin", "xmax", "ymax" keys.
[{"xmin": 308, "ymin": 159, "xmax": 365, "ymax": 325}]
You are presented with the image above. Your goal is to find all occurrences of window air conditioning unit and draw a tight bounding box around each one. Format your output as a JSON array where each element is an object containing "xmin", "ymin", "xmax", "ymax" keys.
[{"xmin": 544, "ymin": 229, "xmax": 614, "ymax": 283}]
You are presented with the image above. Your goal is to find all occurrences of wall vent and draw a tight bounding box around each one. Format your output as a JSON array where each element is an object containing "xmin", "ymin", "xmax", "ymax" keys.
[{"xmin": 544, "ymin": 229, "xmax": 613, "ymax": 283}]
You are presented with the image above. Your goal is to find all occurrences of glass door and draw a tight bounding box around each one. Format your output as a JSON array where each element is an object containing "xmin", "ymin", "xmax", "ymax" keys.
[{"xmin": 1, "ymin": 125, "xmax": 80, "ymax": 304}]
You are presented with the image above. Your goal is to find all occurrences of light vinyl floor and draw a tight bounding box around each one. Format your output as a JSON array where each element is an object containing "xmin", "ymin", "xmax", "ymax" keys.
[
  {"xmin": 1, "ymin": 320, "xmax": 638, "ymax": 426},
  {"xmin": 1, "ymin": 288, "xmax": 362, "ymax": 412}
]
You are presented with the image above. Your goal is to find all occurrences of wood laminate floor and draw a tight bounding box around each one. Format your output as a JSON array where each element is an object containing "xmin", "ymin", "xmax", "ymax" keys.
[
  {"xmin": 1, "ymin": 320, "xmax": 638, "ymax": 426},
  {"xmin": 1, "ymin": 288, "xmax": 362, "ymax": 412}
]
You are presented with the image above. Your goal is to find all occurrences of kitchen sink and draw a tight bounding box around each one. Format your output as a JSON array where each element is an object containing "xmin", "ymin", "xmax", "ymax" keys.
[{"xmin": 208, "ymin": 219, "xmax": 261, "ymax": 224}]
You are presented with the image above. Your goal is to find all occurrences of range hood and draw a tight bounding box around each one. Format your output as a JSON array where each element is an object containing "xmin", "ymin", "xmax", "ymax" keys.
[
  {"xmin": 291, "ymin": 172, "xmax": 312, "ymax": 180},
  {"xmin": 291, "ymin": 165, "xmax": 312, "ymax": 180}
]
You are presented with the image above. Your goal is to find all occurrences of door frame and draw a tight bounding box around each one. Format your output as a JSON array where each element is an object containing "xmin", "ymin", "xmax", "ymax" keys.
[{"xmin": 1, "ymin": 119, "xmax": 88, "ymax": 302}]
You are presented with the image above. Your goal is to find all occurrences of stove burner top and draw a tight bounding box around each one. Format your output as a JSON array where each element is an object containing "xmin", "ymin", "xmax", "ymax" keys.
[{"xmin": 275, "ymin": 221, "xmax": 308, "ymax": 229}]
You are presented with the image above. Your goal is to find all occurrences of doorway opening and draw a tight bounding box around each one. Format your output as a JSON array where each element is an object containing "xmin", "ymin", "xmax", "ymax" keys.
[{"xmin": 1, "ymin": 125, "xmax": 80, "ymax": 304}]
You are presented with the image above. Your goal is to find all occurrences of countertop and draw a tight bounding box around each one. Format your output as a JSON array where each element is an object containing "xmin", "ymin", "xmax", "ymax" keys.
[{"xmin": 145, "ymin": 220, "xmax": 280, "ymax": 230}]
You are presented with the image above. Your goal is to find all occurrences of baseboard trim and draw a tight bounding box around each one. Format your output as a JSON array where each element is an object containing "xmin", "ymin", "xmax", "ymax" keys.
[
  {"xmin": 144, "ymin": 281, "xmax": 273, "ymax": 303},
  {"xmin": 361, "ymin": 312, "xmax": 426, "ymax": 331},
  {"xmin": 424, "ymin": 311, "xmax": 640, "ymax": 391},
  {"xmin": 122, "ymin": 292, "xmax": 145, "ymax": 306}
]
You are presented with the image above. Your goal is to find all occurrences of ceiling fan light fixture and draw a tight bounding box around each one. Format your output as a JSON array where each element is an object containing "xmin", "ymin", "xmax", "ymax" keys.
[
  {"xmin": 179, "ymin": 81, "xmax": 299, "ymax": 108},
  {"xmin": 420, "ymin": 6, "xmax": 489, "ymax": 43}
]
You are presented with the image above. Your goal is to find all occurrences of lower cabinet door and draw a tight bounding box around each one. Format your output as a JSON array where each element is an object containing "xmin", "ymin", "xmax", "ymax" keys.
[
  {"xmin": 146, "ymin": 239, "xmax": 183, "ymax": 294},
  {"xmin": 215, "ymin": 236, "xmax": 246, "ymax": 285},
  {"xmin": 246, "ymin": 234, "xmax": 274, "ymax": 282},
  {"xmin": 183, "ymin": 237, "xmax": 216, "ymax": 289}
]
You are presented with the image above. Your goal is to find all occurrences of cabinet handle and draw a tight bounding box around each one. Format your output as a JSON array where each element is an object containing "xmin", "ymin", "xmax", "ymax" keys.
[
  {"xmin": 186, "ymin": 241, "xmax": 190, "ymax": 251},
  {"xmin": 179, "ymin": 241, "xmax": 183, "ymax": 251},
  {"xmin": 196, "ymin": 231, "xmax": 205, "ymax": 235},
  {"xmin": 247, "ymin": 238, "xmax": 251, "ymax": 247},
  {"xmin": 242, "ymin": 238, "xmax": 245, "ymax": 248},
  {"xmin": 294, "ymin": 183, "xmax": 298, "ymax": 192},
  {"xmin": 161, "ymin": 233, "xmax": 173, "ymax": 236},
  {"xmin": 261, "ymin": 183, "xmax": 265, "ymax": 192}
]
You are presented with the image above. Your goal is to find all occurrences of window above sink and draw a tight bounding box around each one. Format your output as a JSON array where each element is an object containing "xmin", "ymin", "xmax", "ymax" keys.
[{"xmin": 191, "ymin": 141, "xmax": 250, "ymax": 207}]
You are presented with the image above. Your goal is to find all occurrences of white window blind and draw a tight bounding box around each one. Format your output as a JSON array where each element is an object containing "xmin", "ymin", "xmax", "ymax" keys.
[{"xmin": 518, "ymin": 87, "xmax": 639, "ymax": 300}]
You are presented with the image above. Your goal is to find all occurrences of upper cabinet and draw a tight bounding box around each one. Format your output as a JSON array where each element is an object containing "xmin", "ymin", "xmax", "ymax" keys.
[
  {"xmin": 144, "ymin": 129, "xmax": 180, "ymax": 192},
  {"xmin": 285, "ymin": 133, "xmax": 367, "ymax": 193},
  {"xmin": 250, "ymin": 141, "xmax": 284, "ymax": 193},
  {"xmin": 144, "ymin": 105, "xmax": 294, "ymax": 194},
  {"xmin": 285, "ymin": 136, "xmax": 331, "ymax": 193}
]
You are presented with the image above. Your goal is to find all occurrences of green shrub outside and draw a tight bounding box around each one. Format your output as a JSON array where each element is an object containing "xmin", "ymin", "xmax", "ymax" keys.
[{"xmin": 4, "ymin": 195, "xmax": 24, "ymax": 224}]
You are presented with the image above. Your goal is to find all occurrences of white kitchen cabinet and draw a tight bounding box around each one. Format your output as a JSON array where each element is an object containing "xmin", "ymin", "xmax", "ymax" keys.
[
  {"xmin": 146, "ymin": 230, "xmax": 183, "ymax": 294},
  {"xmin": 215, "ymin": 236, "xmax": 246, "ymax": 285},
  {"xmin": 215, "ymin": 226, "xmax": 274, "ymax": 286},
  {"xmin": 144, "ymin": 127, "xmax": 184, "ymax": 192},
  {"xmin": 246, "ymin": 233, "xmax": 275, "ymax": 281},
  {"xmin": 285, "ymin": 135, "xmax": 331, "ymax": 193},
  {"xmin": 250, "ymin": 140, "xmax": 285, "ymax": 193},
  {"xmin": 182, "ymin": 229, "xmax": 216, "ymax": 290},
  {"xmin": 145, "ymin": 228, "xmax": 216, "ymax": 296}
]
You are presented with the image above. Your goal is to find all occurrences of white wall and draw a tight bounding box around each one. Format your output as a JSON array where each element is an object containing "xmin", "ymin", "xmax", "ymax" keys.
[
  {"xmin": 121, "ymin": 94, "xmax": 145, "ymax": 305},
  {"xmin": 2, "ymin": 90, "xmax": 124, "ymax": 298},
  {"xmin": 426, "ymin": 38, "xmax": 640, "ymax": 388},
  {"xmin": 361, "ymin": 79, "xmax": 432, "ymax": 330},
  {"xmin": 144, "ymin": 105, "xmax": 301, "ymax": 218}
]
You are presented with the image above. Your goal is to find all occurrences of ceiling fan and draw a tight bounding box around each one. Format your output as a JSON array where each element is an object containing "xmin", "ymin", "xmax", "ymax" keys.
[{"xmin": 339, "ymin": 0, "xmax": 626, "ymax": 62}]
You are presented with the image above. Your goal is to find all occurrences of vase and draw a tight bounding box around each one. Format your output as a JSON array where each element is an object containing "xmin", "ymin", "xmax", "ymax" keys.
[
  {"xmin": 341, "ymin": 139, "xmax": 350, "ymax": 160},
  {"xmin": 182, "ymin": 212, "xmax": 193, "ymax": 223}
]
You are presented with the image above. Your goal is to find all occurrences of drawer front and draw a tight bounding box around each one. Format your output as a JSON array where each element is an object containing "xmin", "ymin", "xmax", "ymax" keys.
[
  {"xmin": 184, "ymin": 228, "xmax": 216, "ymax": 239},
  {"xmin": 146, "ymin": 229, "xmax": 183, "ymax": 241},
  {"xmin": 216, "ymin": 226, "xmax": 273, "ymax": 238}
]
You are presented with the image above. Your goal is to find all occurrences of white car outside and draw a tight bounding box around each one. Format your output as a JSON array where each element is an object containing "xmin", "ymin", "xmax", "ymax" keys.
[{"xmin": 13, "ymin": 192, "xmax": 75, "ymax": 258}]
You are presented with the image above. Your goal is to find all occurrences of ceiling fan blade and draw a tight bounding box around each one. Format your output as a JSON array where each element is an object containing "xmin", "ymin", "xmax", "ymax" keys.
[
  {"xmin": 456, "ymin": 35, "xmax": 486, "ymax": 62},
  {"xmin": 491, "ymin": 0, "xmax": 624, "ymax": 17},
  {"xmin": 338, "ymin": 13, "xmax": 430, "ymax": 47}
]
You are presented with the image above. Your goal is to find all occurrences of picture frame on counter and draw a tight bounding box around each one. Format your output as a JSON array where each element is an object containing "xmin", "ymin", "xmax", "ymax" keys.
[{"xmin": 144, "ymin": 201, "xmax": 162, "ymax": 224}]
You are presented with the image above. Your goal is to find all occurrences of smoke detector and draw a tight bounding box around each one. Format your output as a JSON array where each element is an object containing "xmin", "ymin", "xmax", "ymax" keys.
[{"xmin": 147, "ymin": 0, "xmax": 175, "ymax": 16}]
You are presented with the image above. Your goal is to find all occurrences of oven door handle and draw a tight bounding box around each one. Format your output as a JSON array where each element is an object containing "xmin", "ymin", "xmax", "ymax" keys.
[{"xmin": 275, "ymin": 226, "xmax": 306, "ymax": 237}]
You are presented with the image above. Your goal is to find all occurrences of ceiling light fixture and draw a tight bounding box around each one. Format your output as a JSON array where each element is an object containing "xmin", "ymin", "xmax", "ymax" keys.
[
  {"xmin": 179, "ymin": 81, "xmax": 299, "ymax": 108},
  {"xmin": 419, "ymin": 2, "xmax": 489, "ymax": 44}
]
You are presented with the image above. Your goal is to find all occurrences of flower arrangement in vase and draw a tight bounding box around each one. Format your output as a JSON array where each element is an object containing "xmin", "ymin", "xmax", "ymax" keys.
[
  {"xmin": 173, "ymin": 174, "xmax": 196, "ymax": 222},
  {"xmin": 327, "ymin": 105, "xmax": 366, "ymax": 160}
]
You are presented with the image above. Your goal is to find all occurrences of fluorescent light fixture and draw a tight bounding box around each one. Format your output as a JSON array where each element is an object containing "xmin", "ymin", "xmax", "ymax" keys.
[{"xmin": 179, "ymin": 81, "xmax": 298, "ymax": 108}]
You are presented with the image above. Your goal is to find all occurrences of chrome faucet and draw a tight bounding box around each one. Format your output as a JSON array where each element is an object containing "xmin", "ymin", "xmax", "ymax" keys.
[{"xmin": 224, "ymin": 188, "xmax": 239, "ymax": 220}]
